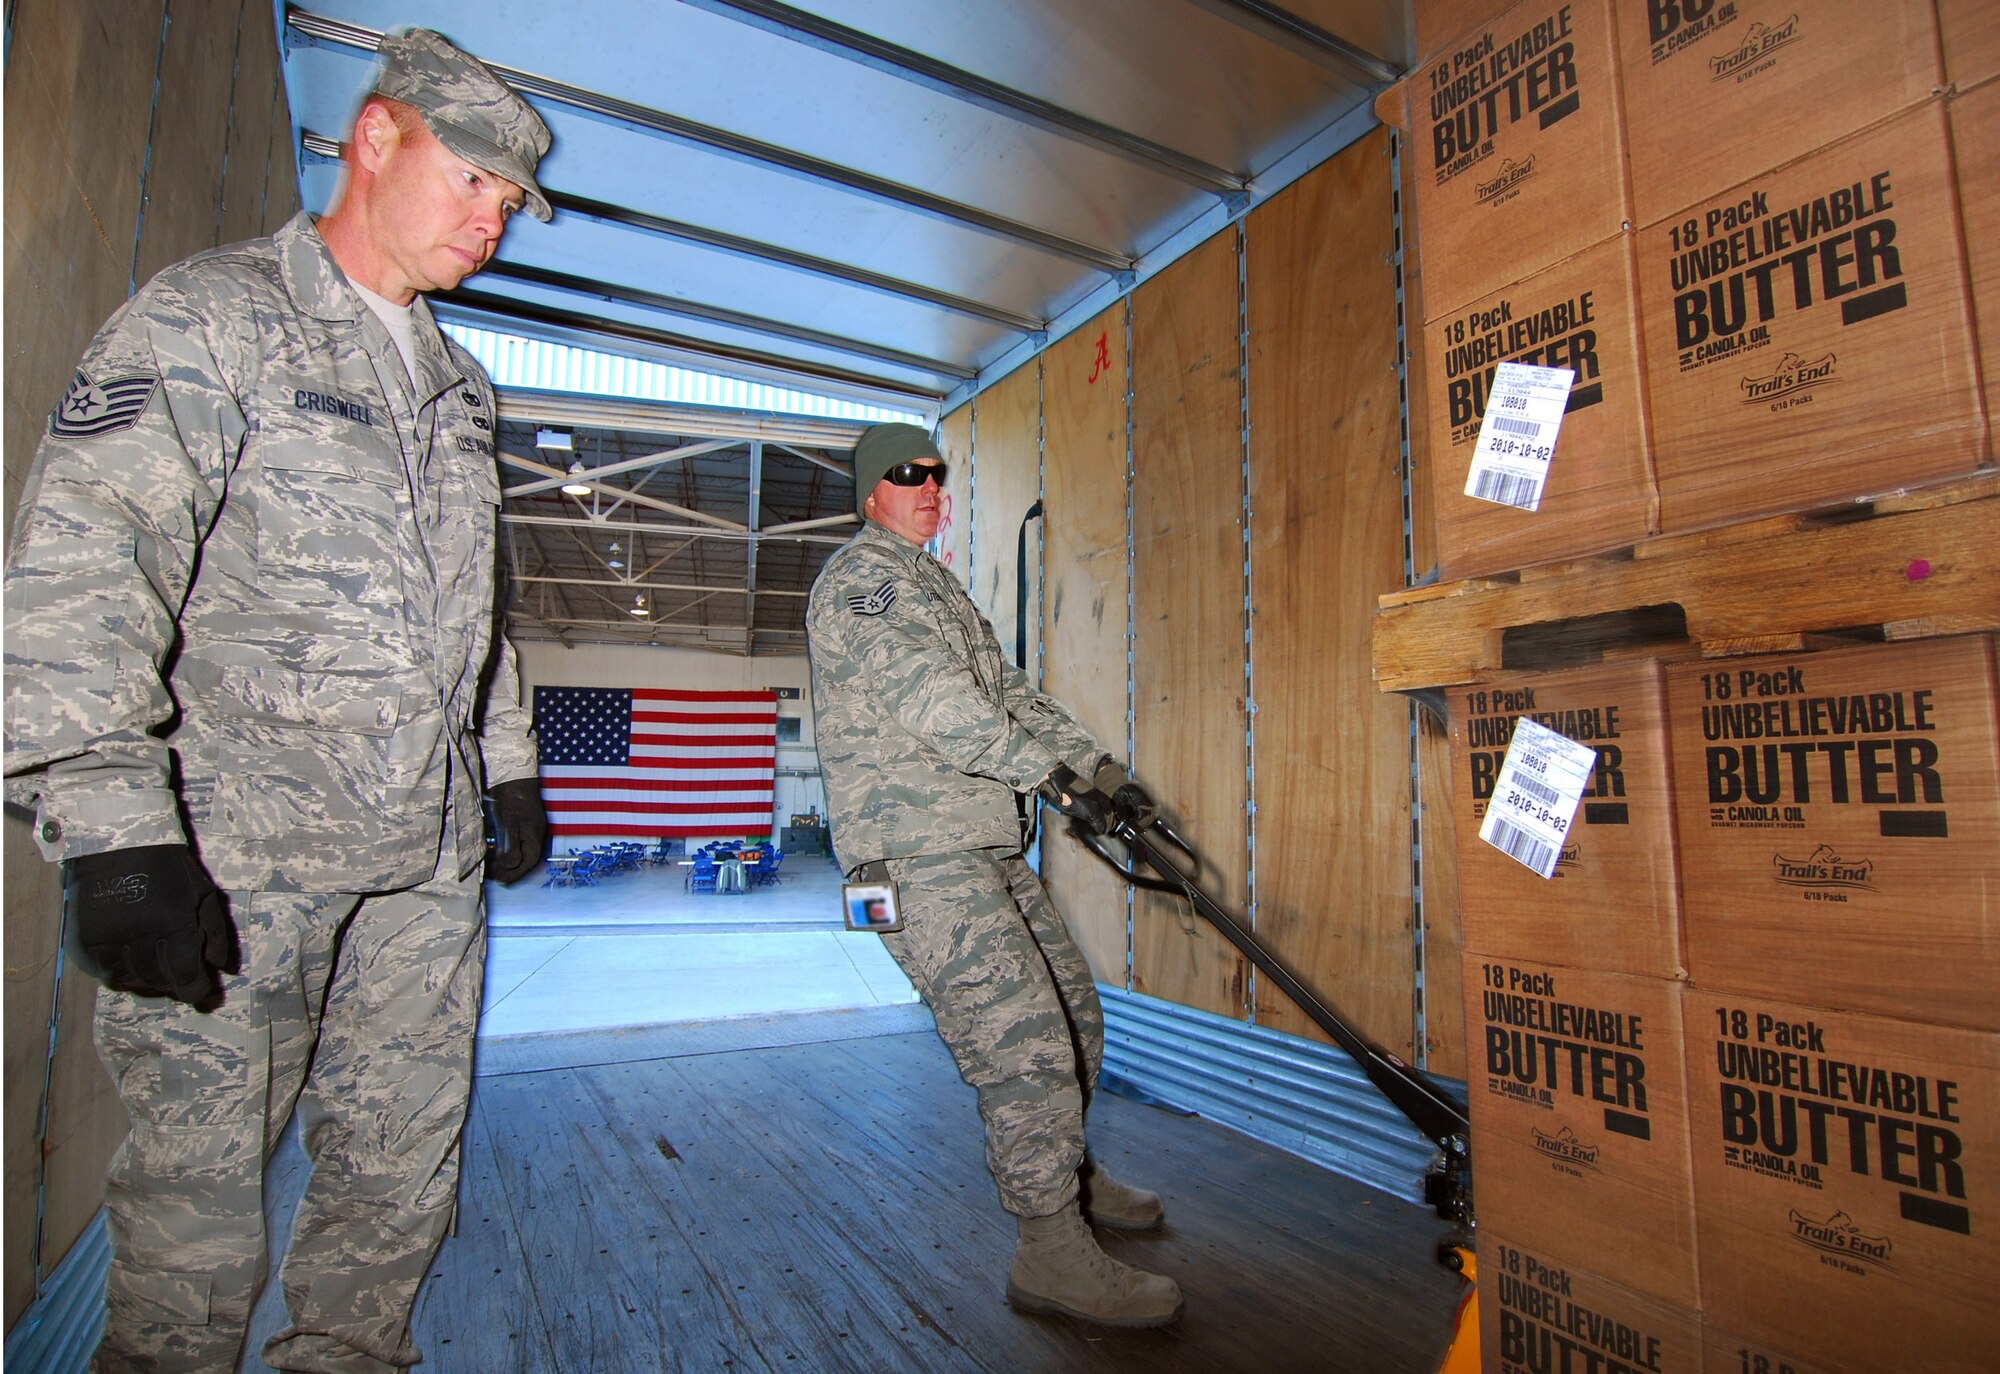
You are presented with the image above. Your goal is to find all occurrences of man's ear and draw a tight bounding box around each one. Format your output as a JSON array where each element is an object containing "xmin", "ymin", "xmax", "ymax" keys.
[{"xmin": 350, "ymin": 99, "xmax": 400, "ymax": 174}]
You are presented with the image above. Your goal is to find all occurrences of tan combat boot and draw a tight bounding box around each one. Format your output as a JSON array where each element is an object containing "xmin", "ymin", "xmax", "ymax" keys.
[
  {"xmin": 1006, "ymin": 1202, "xmax": 1185, "ymax": 1327},
  {"xmin": 1081, "ymin": 1158, "xmax": 1165, "ymax": 1231}
]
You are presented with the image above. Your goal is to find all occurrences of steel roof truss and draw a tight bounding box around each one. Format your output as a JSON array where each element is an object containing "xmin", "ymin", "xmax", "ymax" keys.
[
  {"xmin": 501, "ymin": 436, "xmax": 738, "ymax": 498},
  {"xmin": 499, "ymin": 449, "xmax": 746, "ymax": 531}
]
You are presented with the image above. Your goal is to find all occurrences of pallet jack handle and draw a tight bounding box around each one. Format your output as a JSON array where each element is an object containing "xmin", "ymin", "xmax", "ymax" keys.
[{"xmin": 1069, "ymin": 806, "xmax": 1474, "ymax": 1230}]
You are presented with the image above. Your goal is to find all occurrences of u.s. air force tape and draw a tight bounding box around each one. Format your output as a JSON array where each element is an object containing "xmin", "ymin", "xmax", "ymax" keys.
[
  {"xmin": 51, "ymin": 371, "xmax": 159, "ymax": 439},
  {"xmin": 847, "ymin": 578, "xmax": 897, "ymax": 617}
]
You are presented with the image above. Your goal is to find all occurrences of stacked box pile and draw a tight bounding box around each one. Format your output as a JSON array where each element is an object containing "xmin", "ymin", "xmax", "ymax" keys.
[
  {"xmin": 1448, "ymin": 662, "xmax": 1700, "ymax": 1370},
  {"xmin": 1447, "ymin": 637, "xmax": 2000, "ymax": 1373},
  {"xmin": 1399, "ymin": 6, "xmax": 2000, "ymax": 1366},
  {"xmin": 1385, "ymin": 0, "xmax": 1991, "ymax": 579},
  {"xmin": 1664, "ymin": 637, "xmax": 1999, "ymax": 1372}
]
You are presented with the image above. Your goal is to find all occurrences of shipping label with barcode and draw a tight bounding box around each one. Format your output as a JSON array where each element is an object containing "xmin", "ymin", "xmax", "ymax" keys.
[
  {"xmin": 1464, "ymin": 361, "xmax": 1576, "ymax": 511},
  {"xmin": 1478, "ymin": 717, "xmax": 1597, "ymax": 878}
]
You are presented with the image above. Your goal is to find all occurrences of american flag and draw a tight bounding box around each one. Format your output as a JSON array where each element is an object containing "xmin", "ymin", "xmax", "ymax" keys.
[{"xmin": 534, "ymin": 686, "xmax": 777, "ymax": 837}]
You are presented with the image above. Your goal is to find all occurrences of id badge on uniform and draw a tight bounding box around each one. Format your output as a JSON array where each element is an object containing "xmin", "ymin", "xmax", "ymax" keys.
[{"xmin": 842, "ymin": 881, "xmax": 902, "ymax": 932}]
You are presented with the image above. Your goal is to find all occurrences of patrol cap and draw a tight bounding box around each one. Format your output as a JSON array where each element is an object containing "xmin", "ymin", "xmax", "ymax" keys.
[
  {"xmin": 370, "ymin": 28, "xmax": 553, "ymax": 222},
  {"xmin": 852, "ymin": 423, "xmax": 943, "ymax": 517}
]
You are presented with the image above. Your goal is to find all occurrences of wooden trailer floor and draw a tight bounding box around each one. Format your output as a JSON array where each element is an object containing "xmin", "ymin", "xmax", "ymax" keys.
[{"xmin": 407, "ymin": 1021, "xmax": 1464, "ymax": 1374}]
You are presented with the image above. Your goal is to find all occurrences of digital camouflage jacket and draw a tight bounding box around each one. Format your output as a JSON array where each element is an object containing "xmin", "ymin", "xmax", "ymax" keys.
[
  {"xmin": 806, "ymin": 520, "xmax": 1104, "ymax": 875},
  {"xmin": 4, "ymin": 213, "xmax": 536, "ymax": 893}
]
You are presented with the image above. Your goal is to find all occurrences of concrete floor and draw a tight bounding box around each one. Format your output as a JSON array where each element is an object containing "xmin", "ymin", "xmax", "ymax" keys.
[{"xmin": 479, "ymin": 845, "xmax": 919, "ymax": 1040}]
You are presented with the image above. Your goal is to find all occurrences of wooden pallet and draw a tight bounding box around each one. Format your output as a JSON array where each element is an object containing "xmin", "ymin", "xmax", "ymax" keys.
[{"xmin": 1373, "ymin": 472, "xmax": 2000, "ymax": 692}]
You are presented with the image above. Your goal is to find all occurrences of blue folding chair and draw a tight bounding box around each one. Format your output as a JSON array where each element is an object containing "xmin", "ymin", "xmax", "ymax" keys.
[{"xmin": 686, "ymin": 853, "xmax": 718, "ymax": 893}]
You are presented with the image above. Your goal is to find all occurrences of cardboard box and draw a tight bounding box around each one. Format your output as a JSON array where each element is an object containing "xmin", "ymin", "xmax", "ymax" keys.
[
  {"xmin": 1423, "ymin": 234, "xmax": 1655, "ymax": 577},
  {"xmin": 1390, "ymin": 0, "xmax": 1630, "ymax": 322},
  {"xmin": 1685, "ymin": 994, "xmax": 2000, "ymax": 1372},
  {"xmin": 1480, "ymin": 1233, "xmax": 1704, "ymax": 1374},
  {"xmin": 1464, "ymin": 956, "xmax": 1698, "ymax": 1305},
  {"xmin": 1665, "ymin": 636, "xmax": 2000, "ymax": 1032},
  {"xmin": 1638, "ymin": 101, "xmax": 1983, "ymax": 533},
  {"xmin": 1448, "ymin": 660, "xmax": 1682, "ymax": 978},
  {"xmin": 1700, "ymin": 1327, "xmax": 1857, "ymax": 1374},
  {"xmin": 1415, "ymin": 0, "xmax": 1517, "ymax": 68},
  {"xmin": 1950, "ymin": 81, "xmax": 1999, "ymax": 461},
  {"xmin": 1938, "ymin": 0, "xmax": 2000, "ymax": 93},
  {"xmin": 1614, "ymin": 0, "xmax": 1942, "ymax": 228}
]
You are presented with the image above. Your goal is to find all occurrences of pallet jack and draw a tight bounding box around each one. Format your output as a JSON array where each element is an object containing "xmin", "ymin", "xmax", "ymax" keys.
[{"xmin": 1060, "ymin": 787, "xmax": 1481, "ymax": 1373}]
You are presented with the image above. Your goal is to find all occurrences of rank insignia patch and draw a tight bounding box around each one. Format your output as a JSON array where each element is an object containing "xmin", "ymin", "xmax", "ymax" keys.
[
  {"xmin": 51, "ymin": 371, "xmax": 158, "ymax": 439},
  {"xmin": 847, "ymin": 579, "xmax": 897, "ymax": 617}
]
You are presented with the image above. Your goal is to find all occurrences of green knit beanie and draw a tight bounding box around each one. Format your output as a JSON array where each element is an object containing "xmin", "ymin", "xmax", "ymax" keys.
[{"xmin": 852, "ymin": 423, "xmax": 942, "ymax": 517}]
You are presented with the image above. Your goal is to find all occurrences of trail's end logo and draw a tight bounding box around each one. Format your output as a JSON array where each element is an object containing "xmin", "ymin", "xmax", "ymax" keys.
[
  {"xmin": 1555, "ymin": 841, "xmax": 1581, "ymax": 872},
  {"xmin": 1710, "ymin": 15, "xmax": 1800, "ymax": 80},
  {"xmin": 1532, "ymin": 1125, "xmax": 1600, "ymax": 1171},
  {"xmin": 1740, "ymin": 351, "xmax": 1836, "ymax": 404},
  {"xmin": 1773, "ymin": 843, "xmax": 1876, "ymax": 892},
  {"xmin": 1475, "ymin": 156, "xmax": 1537, "ymax": 204},
  {"xmin": 1789, "ymin": 1208, "xmax": 1890, "ymax": 1269}
]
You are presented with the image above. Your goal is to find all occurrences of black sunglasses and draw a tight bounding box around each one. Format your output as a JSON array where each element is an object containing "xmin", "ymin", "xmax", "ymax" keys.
[{"xmin": 884, "ymin": 461, "xmax": 947, "ymax": 488}]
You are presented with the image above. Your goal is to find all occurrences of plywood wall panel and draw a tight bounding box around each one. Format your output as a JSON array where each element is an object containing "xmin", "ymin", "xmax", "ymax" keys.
[
  {"xmin": 1417, "ymin": 712, "xmax": 1466, "ymax": 1077},
  {"xmin": 932, "ymin": 403, "xmax": 973, "ymax": 590},
  {"xmin": 2, "ymin": 0, "xmax": 165, "ymax": 1323},
  {"xmin": 1395, "ymin": 123, "xmax": 1469, "ymax": 1077},
  {"xmin": 261, "ymin": 60, "xmax": 302, "ymax": 230},
  {"xmin": 968, "ymin": 362, "xmax": 1042, "ymax": 669},
  {"xmin": 1041, "ymin": 307, "xmax": 1134, "ymax": 986},
  {"xmin": 38, "ymin": 974, "xmax": 128, "ymax": 1300},
  {"xmin": 2, "ymin": 830, "xmax": 62, "ymax": 1328},
  {"xmin": 1245, "ymin": 132, "xmax": 1416, "ymax": 1057},
  {"xmin": 1131, "ymin": 233, "xmax": 1251, "ymax": 1020},
  {"xmin": 134, "ymin": 0, "xmax": 240, "ymax": 287},
  {"xmin": 218, "ymin": 0, "xmax": 281, "ymax": 248},
  {"xmin": 2, "ymin": 0, "xmax": 166, "ymax": 538},
  {"xmin": 3, "ymin": 0, "xmax": 299, "ymax": 1320}
]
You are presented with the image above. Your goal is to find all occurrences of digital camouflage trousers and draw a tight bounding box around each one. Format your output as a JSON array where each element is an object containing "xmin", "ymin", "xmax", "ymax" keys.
[
  {"xmin": 880, "ymin": 849, "xmax": 1104, "ymax": 1219},
  {"xmin": 91, "ymin": 869, "xmax": 484, "ymax": 1374}
]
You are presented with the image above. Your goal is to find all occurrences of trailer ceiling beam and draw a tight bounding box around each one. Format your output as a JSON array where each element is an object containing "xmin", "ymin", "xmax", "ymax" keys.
[
  {"xmin": 482, "ymin": 260, "xmax": 977, "ymax": 380},
  {"xmin": 439, "ymin": 290, "xmax": 948, "ymax": 402},
  {"xmin": 550, "ymin": 192, "xmax": 1046, "ymax": 333},
  {"xmin": 1178, "ymin": 0, "xmax": 1400, "ymax": 84},
  {"xmin": 675, "ymin": 0, "xmax": 1247, "ymax": 196},
  {"xmin": 286, "ymin": 8, "xmax": 1135, "ymax": 273},
  {"xmin": 297, "ymin": 129, "xmax": 1041, "ymax": 335}
]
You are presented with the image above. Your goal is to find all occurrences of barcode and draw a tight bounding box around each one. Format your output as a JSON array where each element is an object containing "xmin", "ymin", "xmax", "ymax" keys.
[
  {"xmin": 1471, "ymin": 468, "xmax": 1542, "ymax": 508},
  {"xmin": 1510, "ymin": 773, "xmax": 1563, "ymax": 806},
  {"xmin": 1489, "ymin": 818, "xmax": 1556, "ymax": 872},
  {"xmin": 1489, "ymin": 415, "xmax": 1544, "ymax": 437}
]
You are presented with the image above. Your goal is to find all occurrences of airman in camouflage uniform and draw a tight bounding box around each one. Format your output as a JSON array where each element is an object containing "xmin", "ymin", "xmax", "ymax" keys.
[
  {"xmin": 806, "ymin": 423, "xmax": 1184, "ymax": 1328},
  {"xmin": 4, "ymin": 29, "xmax": 552, "ymax": 1373}
]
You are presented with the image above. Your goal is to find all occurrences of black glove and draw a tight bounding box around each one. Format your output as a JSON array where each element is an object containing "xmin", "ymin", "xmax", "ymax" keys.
[
  {"xmin": 65, "ymin": 844, "xmax": 236, "ymax": 1008},
  {"xmin": 486, "ymin": 777, "xmax": 548, "ymax": 884},
  {"xmin": 1091, "ymin": 758, "xmax": 1159, "ymax": 829},
  {"xmin": 1039, "ymin": 763, "xmax": 1115, "ymax": 836}
]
